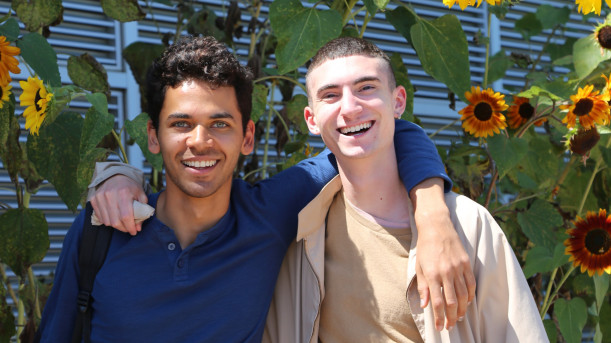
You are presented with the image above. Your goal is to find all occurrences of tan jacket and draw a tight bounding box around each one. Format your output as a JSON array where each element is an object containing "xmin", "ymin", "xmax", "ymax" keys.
[{"xmin": 264, "ymin": 176, "xmax": 549, "ymax": 343}]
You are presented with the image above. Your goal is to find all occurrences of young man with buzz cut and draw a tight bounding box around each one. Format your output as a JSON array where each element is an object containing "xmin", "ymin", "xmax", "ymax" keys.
[
  {"xmin": 264, "ymin": 36, "xmax": 547, "ymax": 342},
  {"xmin": 37, "ymin": 36, "xmax": 473, "ymax": 342}
]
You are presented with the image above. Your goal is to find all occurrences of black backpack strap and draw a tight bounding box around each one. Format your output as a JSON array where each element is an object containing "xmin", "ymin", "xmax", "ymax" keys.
[{"xmin": 71, "ymin": 202, "xmax": 114, "ymax": 343}]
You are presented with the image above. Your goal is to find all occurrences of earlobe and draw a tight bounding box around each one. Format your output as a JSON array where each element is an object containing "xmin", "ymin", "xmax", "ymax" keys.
[
  {"xmin": 147, "ymin": 121, "xmax": 160, "ymax": 154},
  {"xmin": 304, "ymin": 107, "xmax": 321, "ymax": 135},
  {"xmin": 241, "ymin": 120, "xmax": 255, "ymax": 155}
]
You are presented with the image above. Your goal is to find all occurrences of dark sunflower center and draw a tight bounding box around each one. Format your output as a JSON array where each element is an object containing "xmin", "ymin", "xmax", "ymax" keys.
[
  {"xmin": 34, "ymin": 89, "xmax": 42, "ymax": 112},
  {"xmin": 474, "ymin": 102, "xmax": 493, "ymax": 121},
  {"xmin": 598, "ymin": 25, "xmax": 611, "ymax": 49},
  {"xmin": 585, "ymin": 228, "xmax": 611, "ymax": 255},
  {"xmin": 518, "ymin": 102, "xmax": 534, "ymax": 119},
  {"xmin": 0, "ymin": 87, "xmax": 3, "ymax": 99},
  {"xmin": 574, "ymin": 98, "xmax": 593, "ymax": 116}
]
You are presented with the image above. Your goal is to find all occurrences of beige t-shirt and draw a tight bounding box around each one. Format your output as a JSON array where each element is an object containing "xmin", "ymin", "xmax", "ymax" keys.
[{"xmin": 318, "ymin": 191, "xmax": 423, "ymax": 343}]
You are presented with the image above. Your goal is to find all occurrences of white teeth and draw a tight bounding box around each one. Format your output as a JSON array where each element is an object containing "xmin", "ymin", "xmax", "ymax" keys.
[
  {"xmin": 183, "ymin": 160, "xmax": 217, "ymax": 168},
  {"xmin": 340, "ymin": 121, "xmax": 372, "ymax": 134}
]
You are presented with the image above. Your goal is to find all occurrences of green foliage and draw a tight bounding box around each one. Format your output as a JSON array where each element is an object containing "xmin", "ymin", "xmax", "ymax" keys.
[
  {"xmin": 101, "ymin": 0, "xmax": 146, "ymax": 22},
  {"xmin": 286, "ymin": 94, "xmax": 309, "ymax": 134},
  {"xmin": 252, "ymin": 84, "xmax": 269, "ymax": 124},
  {"xmin": 390, "ymin": 53, "xmax": 414, "ymax": 120},
  {"xmin": 517, "ymin": 199, "xmax": 563, "ymax": 251},
  {"xmin": 487, "ymin": 135, "xmax": 529, "ymax": 178},
  {"xmin": 17, "ymin": 33, "xmax": 61, "ymax": 87},
  {"xmin": 0, "ymin": 18, "xmax": 20, "ymax": 41},
  {"xmin": 486, "ymin": 49, "xmax": 511, "ymax": 85},
  {"xmin": 270, "ymin": 0, "xmax": 342, "ymax": 74},
  {"xmin": 124, "ymin": 113, "xmax": 163, "ymax": 171},
  {"xmin": 556, "ymin": 298, "xmax": 588, "ymax": 343},
  {"xmin": 515, "ymin": 12, "xmax": 543, "ymax": 40},
  {"xmin": 409, "ymin": 14, "xmax": 471, "ymax": 102},
  {"xmin": 0, "ymin": 208, "xmax": 49, "ymax": 278},
  {"xmin": 68, "ymin": 54, "xmax": 110, "ymax": 98},
  {"xmin": 523, "ymin": 243, "xmax": 569, "ymax": 278},
  {"xmin": 574, "ymin": 35, "xmax": 611, "ymax": 79},
  {"xmin": 11, "ymin": 0, "xmax": 63, "ymax": 32},
  {"xmin": 536, "ymin": 5, "xmax": 571, "ymax": 30}
]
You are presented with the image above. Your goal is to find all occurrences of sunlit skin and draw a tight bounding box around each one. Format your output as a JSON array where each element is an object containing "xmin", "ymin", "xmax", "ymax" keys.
[
  {"xmin": 304, "ymin": 55, "xmax": 406, "ymax": 171},
  {"xmin": 148, "ymin": 80, "xmax": 254, "ymax": 247}
]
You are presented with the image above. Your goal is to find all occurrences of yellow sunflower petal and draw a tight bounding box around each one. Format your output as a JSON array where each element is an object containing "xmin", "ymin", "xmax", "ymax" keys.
[
  {"xmin": 576, "ymin": 0, "xmax": 602, "ymax": 15},
  {"xmin": 19, "ymin": 76, "xmax": 52, "ymax": 136},
  {"xmin": 459, "ymin": 86, "xmax": 507, "ymax": 138}
]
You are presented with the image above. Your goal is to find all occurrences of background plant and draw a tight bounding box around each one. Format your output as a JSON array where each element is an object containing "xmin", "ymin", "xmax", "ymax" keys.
[{"xmin": 1, "ymin": 0, "xmax": 611, "ymax": 342}]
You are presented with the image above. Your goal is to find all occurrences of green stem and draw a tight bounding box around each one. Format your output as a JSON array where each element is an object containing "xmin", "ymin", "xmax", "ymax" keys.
[
  {"xmin": 112, "ymin": 130, "xmax": 129, "ymax": 164},
  {"xmin": 255, "ymin": 76, "xmax": 306, "ymax": 93},
  {"xmin": 577, "ymin": 136, "xmax": 611, "ymax": 215},
  {"xmin": 524, "ymin": 26, "xmax": 559, "ymax": 90},
  {"xmin": 429, "ymin": 118, "xmax": 460, "ymax": 138},
  {"xmin": 483, "ymin": 11, "xmax": 491, "ymax": 88},
  {"xmin": 23, "ymin": 191, "xmax": 31, "ymax": 209},
  {"xmin": 17, "ymin": 294, "xmax": 25, "ymax": 342},
  {"xmin": 540, "ymin": 265, "xmax": 577, "ymax": 318},
  {"xmin": 27, "ymin": 267, "xmax": 41, "ymax": 319},
  {"xmin": 359, "ymin": 9, "xmax": 372, "ymax": 38},
  {"xmin": 540, "ymin": 267, "xmax": 558, "ymax": 318},
  {"xmin": 491, "ymin": 192, "xmax": 545, "ymax": 215},
  {"xmin": 549, "ymin": 155, "xmax": 577, "ymax": 201},
  {"xmin": 483, "ymin": 169, "xmax": 498, "ymax": 208},
  {"xmin": 248, "ymin": 2, "xmax": 262, "ymax": 59},
  {"xmin": 0, "ymin": 264, "xmax": 18, "ymax": 306},
  {"xmin": 262, "ymin": 82, "xmax": 276, "ymax": 179},
  {"xmin": 271, "ymin": 105, "xmax": 292, "ymax": 142}
]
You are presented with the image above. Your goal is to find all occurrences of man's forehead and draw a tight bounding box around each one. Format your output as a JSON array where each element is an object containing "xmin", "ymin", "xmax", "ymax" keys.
[{"xmin": 308, "ymin": 55, "xmax": 388, "ymax": 87}]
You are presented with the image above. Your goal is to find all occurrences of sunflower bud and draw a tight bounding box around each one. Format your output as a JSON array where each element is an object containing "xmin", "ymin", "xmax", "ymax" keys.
[{"xmin": 569, "ymin": 127, "xmax": 600, "ymax": 156}]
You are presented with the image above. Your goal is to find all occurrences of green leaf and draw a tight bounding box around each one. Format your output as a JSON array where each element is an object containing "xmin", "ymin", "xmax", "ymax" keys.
[
  {"xmin": 536, "ymin": 5, "xmax": 571, "ymax": 30},
  {"xmin": 518, "ymin": 135, "xmax": 563, "ymax": 190},
  {"xmin": 80, "ymin": 94, "xmax": 114, "ymax": 189},
  {"xmin": 286, "ymin": 94, "xmax": 309, "ymax": 134},
  {"xmin": 386, "ymin": 6, "xmax": 419, "ymax": 47},
  {"xmin": 270, "ymin": 0, "xmax": 342, "ymax": 74},
  {"xmin": 27, "ymin": 112, "xmax": 86, "ymax": 211},
  {"xmin": 124, "ymin": 112, "xmax": 163, "ymax": 171},
  {"xmin": 410, "ymin": 14, "xmax": 471, "ymax": 102},
  {"xmin": 252, "ymin": 84, "xmax": 269, "ymax": 123},
  {"xmin": 0, "ymin": 108, "xmax": 22, "ymax": 183},
  {"xmin": 594, "ymin": 273, "xmax": 610, "ymax": 313},
  {"xmin": 486, "ymin": 49, "xmax": 511, "ymax": 85},
  {"xmin": 0, "ymin": 93, "xmax": 15, "ymax": 150},
  {"xmin": 0, "ymin": 208, "xmax": 49, "ymax": 278},
  {"xmin": 574, "ymin": 35, "xmax": 611, "ymax": 79},
  {"xmin": 600, "ymin": 301, "xmax": 611, "ymax": 343},
  {"xmin": 122, "ymin": 42, "xmax": 166, "ymax": 111},
  {"xmin": 390, "ymin": 53, "xmax": 414, "ymax": 120},
  {"xmin": 487, "ymin": 135, "xmax": 529, "ymax": 179},
  {"xmin": 555, "ymin": 298, "xmax": 587, "ymax": 343},
  {"xmin": 362, "ymin": 0, "xmax": 389, "ymax": 15},
  {"xmin": 68, "ymin": 54, "xmax": 110, "ymax": 97},
  {"xmin": 0, "ymin": 18, "xmax": 21, "ymax": 41},
  {"xmin": 543, "ymin": 319, "xmax": 557, "ymax": 343},
  {"xmin": 0, "ymin": 293, "xmax": 16, "ymax": 342},
  {"xmin": 101, "ymin": 0, "xmax": 145, "ymax": 22},
  {"xmin": 515, "ymin": 12, "xmax": 543, "ymax": 40},
  {"xmin": 11, "ymin": 0, "xmax": 63, "ymax": 32},
  {"xmin": 546, "ymin": 37, "xmax": 577, "ymax": 62},
  {"xmin": 523, "ymin": 243, "xmax": 569, "ymax": 278},
  {"xmin": 17, "ymin": 33, "xmax": 61, "ymax": 87},
  {"xmin": 557, "ymin": 168, "xmax": 599, "ymax": 214},
  {"xmin": 517, "ymin": 199, "xmax": 562, "ymax": 251},
  {"xmin": 186, "ymin": 6, "xmax": 225, "ymax": 41}
]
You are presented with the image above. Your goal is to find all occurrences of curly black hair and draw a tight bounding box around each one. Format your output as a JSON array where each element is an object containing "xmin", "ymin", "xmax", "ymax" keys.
[{"xmin": 146, "ymin": 36, "xmax": 253, "ymax": 132}]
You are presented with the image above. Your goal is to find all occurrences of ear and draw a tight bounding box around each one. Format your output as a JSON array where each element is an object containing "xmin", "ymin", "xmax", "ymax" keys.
[
  {"xmin": 393, "ymin": 85, "xmax": 407, "ymax": 119},
  {"xmin": 240, "ymin": 120, "xmax": 255, "ymax": 155},
  {"xmin": 304, "ymin": 106, "xmax": 321, "ymax": 135},
  {"xmin": 147, "ymin": 120, "xmax": 160, "ymax": 154}
]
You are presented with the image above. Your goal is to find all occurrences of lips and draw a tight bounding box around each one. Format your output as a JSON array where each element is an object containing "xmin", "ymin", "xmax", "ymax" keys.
[{"xmin": 338, "ymin": 121, "xmax": 373, "ymax": 135}]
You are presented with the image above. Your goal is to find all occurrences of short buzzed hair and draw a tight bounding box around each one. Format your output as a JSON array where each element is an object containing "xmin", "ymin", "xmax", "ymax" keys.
[{"xmin": 305, "ymin": 37, "xmax": 397, "ymax": 98}]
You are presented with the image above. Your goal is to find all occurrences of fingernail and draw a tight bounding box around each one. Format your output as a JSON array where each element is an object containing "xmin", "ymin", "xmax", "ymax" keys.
[
  {"xmin": 420, "ymin": 299, "xmax": 426, "ymax": 308},
  {"xmin": 458, "ymin": 316, "xmax": 464, "ymax": 322},
  {"xmin": 436, "ymin": 324, "xmax": 443, "ymax": 331},
  {"xmin": 447, "ymin": 325, "xmax": 454, "ymax": 331}
]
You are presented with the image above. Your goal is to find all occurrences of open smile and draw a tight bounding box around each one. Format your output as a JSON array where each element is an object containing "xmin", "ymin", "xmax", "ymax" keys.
[
  {"xmin": 338, "ymin": 121, "xmax": 374, "ymax": 136},
  {"xmin": 182, "ymin": 160, "xmax": 218, "ymax": 169}
]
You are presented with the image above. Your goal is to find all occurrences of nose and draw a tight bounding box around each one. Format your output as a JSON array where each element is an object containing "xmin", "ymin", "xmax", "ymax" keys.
[
  {"xmin": 339, "ymin": 88, "xmax": 362, "ymax": 118},
  {"xmin": 187, "ymin": 125, "xmax": 213, "ymax": 151}
]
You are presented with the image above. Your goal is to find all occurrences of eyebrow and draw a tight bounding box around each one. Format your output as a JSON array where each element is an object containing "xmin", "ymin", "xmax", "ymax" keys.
[
  {"xmin": 166, "ymin": 112, "xmax": 236, "ymax": 121},
  {"xmin": 315, "ymin": 76, "xmax": 382, "ymax": 98}
]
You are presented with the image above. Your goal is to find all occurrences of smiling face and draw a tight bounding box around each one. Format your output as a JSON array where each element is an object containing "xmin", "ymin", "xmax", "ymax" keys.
[
  {"xmin": 148, "ymin": 80, "xmax": 254, "ymax": 200},
  {"xmin": 304, "ymin": 55, "xmax": 406, "ymax": 163}
]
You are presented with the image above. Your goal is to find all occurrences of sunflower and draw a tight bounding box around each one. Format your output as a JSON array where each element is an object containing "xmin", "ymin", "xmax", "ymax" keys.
[
  {"xmin": 569, "ymin": 127, "xmax": 600, "ymax": 156},
  {"xmin": 0, "ymin": 82, "xmax": 11, "ymax": 109},
  {"xmin": 565, "ymin": 209, "xmax": 611, "ymax": 276},
  {"xmin": 560, "ymin": 85, "xmax": 610, "ymax": 130},
  {"xmin": 596, "ymin": 24, "xmax": 611, "ymax": 50},
  {"xmin": 576, "ymin": 0, "xmax": 611, "ymax": 15},
  {"xmin": 443, "ymin": 0, "xmax": 501, "ymax": 10},
  {"xmin": 459, "ymin": 86, "xmax": 508, "ymax": 138},
  {"xmin": 0, "ymin": 36, "xmax": 21, "ymax": 86},
  {"xmin": 506, "ymin": 96, "xmax": 547, "ymax": 129},
  {"xmin": 19, "ymin": 77, "xmax": 53, "ymax": 135}
]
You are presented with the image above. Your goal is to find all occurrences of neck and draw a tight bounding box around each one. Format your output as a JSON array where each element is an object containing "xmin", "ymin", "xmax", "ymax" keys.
[
  {"xmin": 156, "ymin": 184, "xmax": 231, "ymax": 249},
  {"xmin": 337, "ymin": 148, "xmax": 411, "ymax": 223}
]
